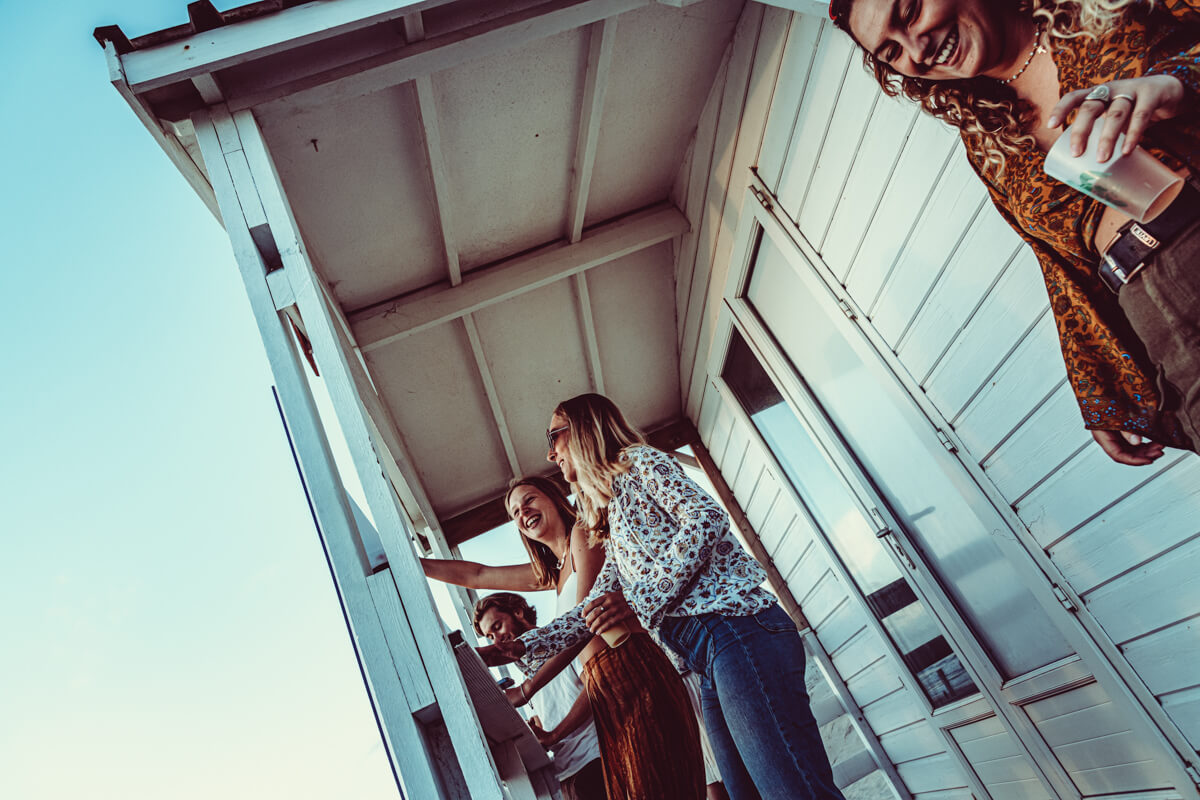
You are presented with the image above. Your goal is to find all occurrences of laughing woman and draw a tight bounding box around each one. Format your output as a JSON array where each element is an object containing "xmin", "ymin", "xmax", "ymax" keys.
[
  {"xmin": 423, "ymin": 475, "xmax": 705, "ymax": 800},
  {"xmin": 830, "ymin": 0, "xmax": 1200, "ymax": 464},
  {"xmin": 479, "ymin": 393, "xmax": 843, "ymax": 800}
]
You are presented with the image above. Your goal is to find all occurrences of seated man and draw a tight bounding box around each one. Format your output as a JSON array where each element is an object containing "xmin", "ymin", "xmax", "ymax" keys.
[{"xmin": 474, "ymin": 593, "xmax": 604, "ymax": 800}]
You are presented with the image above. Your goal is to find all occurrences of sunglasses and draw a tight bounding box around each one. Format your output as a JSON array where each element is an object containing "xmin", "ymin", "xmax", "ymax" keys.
[{"xmin": 546, "ymin": 425, "xmax": 569, "ymax": 449}]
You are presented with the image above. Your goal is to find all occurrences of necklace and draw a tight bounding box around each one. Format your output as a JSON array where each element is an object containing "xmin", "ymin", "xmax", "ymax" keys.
[{"xmin": 1000, "ymin": 21, "xmax": 1046, "ymax": 84}]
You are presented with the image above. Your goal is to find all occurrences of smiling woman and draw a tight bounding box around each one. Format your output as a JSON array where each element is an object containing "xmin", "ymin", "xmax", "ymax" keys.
[{"xmin": 829, "ymin": 0, "xmax": 1200, "ymax": 466}]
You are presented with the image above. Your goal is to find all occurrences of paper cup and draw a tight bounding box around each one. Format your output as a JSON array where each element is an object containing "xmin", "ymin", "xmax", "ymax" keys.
[
  {"xmin": 599, "ymin": 623, "xmax": 631, "ymax": 648},
  {"xmin": 1044, "ymin": 125, "xmax": 1182, "ymax": 223}
]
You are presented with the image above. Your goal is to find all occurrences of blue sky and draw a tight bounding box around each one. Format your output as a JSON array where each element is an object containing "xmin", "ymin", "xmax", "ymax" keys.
[{"xmin": 0, "ymin": 2, "xmax": 552, "ymax": 797}]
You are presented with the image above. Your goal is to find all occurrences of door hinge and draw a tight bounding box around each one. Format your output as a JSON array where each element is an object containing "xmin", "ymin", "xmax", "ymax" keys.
[
  {"xmin": 836, "ymin": 298, "xmax": 858, "ymax": 321},
  {"xmin": 1051, "ymin": 583, "xmax": 1079, "ymax": 613},
  {"xmin": 935, "ymin": 428, "xmax": 958, "ymax": 453},
  {"xmin": 750, "ymin": 184, "xmax": 774, "ymax": 211}
]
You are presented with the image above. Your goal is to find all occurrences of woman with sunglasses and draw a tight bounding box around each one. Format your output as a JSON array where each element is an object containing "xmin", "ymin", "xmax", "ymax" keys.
[
  {"xmin": 424, "ymin": 475, "xmax": 705, "ymax": 800},
  {"xmin": 479, "ymin": 393, "xmax": 844, "ymax": 800}
]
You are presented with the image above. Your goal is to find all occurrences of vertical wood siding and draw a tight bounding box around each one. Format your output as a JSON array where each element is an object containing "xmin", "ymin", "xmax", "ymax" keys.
[
  {"xmin": 696, "ymin": 380, "xmax": 969, "ymax": 799},
  {"xmin": 674, "ymin": 6, "xmax": 1200, "ymax": 794},
  {"xmin": 718, "ymin": 11, "xmax": 1200, "ymax": 756}
]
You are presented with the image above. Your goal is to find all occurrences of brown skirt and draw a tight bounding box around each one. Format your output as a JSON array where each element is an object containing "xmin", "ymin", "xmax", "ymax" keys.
[{"xmin": 582, "ymin": 633, "xmax": 705, "ymax": 800}]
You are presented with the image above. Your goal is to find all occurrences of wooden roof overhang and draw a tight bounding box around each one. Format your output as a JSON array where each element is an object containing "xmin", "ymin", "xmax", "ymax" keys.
[{"xmin": 97, "ymin": 0, "xmax": 746, "ymax": 549}]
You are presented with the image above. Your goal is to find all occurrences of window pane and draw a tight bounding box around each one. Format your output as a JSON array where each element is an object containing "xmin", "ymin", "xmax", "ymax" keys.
[
  {"xmin": 722, "ymin": 329, "xmax": 976, "ymax": 707},
  {"xmin": 744, "ymin": 235, "xmax": 1071, "ymax": 678}
]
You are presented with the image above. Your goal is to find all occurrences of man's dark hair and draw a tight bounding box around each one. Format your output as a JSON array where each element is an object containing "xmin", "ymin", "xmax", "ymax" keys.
[{"xmin": 473, "ymin": 592, "xmax": 536, "ymax": 636}]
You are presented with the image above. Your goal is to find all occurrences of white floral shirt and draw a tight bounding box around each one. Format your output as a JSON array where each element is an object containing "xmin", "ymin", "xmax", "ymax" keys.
[{"xmin": 517, "ymin": 445, "xmax": 773, "ymax": 674}]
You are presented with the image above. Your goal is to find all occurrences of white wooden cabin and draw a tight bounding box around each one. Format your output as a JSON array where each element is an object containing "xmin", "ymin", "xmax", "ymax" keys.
[{"xmin": 97, "ymin": 1, "xmax": 1200, "ymax": 798}]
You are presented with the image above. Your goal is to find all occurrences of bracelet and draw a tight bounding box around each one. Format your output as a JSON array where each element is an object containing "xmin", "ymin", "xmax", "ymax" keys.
[{"xmin": 519, "ymin": 682, "xmax": 528, "ymax": 703}]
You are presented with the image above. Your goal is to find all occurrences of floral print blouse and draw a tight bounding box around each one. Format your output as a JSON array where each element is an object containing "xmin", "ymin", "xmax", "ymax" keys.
[
  {"xmin": 516, "ymin": 445, "xmax": 773, "ymax": 675},
  {"xmin": 964, "ymin": 0, "xmax": 1200, "ymax": 447}
]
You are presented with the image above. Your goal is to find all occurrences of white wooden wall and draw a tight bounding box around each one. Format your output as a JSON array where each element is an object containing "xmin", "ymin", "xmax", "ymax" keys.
[
  {"xmin": 674, "ymin": 5, "xmax": 1200, "ymax": 797},
  {"xmin": 696, "ymin": 380, "xmax": 975, "ymax": 800}
]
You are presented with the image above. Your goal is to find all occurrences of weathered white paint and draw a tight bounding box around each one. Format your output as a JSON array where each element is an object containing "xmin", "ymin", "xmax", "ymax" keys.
[{"xmin": 351, "ymin": 203, "xmax": 688, "ymax": 352}]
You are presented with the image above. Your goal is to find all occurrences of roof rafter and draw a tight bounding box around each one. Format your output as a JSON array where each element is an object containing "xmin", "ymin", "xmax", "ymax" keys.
[
  {"xmin": 566, "ymin": 17, "xmax": 617, "ymax": 244},
  {"xmin": 462, "ymin": 315, "xmax": 521, "ymax": 476},
  {"xmin": 118, "ymin": 0, "xmax": 454, "ymax": 94},
  {"xmin": 225, "ymin": 0, "xmax": 649, "ymax": 114},
  {"xmin": 351, "ymin": 202, "xmax": 688, "ymax": 353}
]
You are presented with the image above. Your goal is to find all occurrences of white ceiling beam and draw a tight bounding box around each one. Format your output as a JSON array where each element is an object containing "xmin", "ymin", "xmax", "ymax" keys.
[
  {"xmin": 121, "ymin": 0, "xmax": 456, "ymax": 94},
  {"xmin": 351, "ymin": 202, "xmax": 688, "ymax": 353},
  {"xmin": 225, "ymin": 0, "xmax": 649, "ymax": 114},
  {"xmin": 190, "ymin": 73, "xmax": 225, "ymax": 104},
  {"xmin": 566, "ymin": 17, "xmax": 617, "ymax": 244},
  {"xmin": 402, "ymin": 11, "xmax": 425, "ymax": 42},
  {"xmin": 574, "ymin": 273, "xmax": 605, "ymax": 394},
  {"xmin": 463, "ymin": 315, "xmax": 522, "ymax": 476},
  {"xmin": 414, "ymin": 77, "xmax": 461, "ymax": 285}
]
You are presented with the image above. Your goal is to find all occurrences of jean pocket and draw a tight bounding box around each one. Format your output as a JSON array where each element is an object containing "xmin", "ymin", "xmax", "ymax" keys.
[
  {"xmin": 752, "ymin": 603, "xmax": 797, "ymax": 635},
  {"xmin": 659, "ymin": 615, "xmax": 705, "ymax": 664}
]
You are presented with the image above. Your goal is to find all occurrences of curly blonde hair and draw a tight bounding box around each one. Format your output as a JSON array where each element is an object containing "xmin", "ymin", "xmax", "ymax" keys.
[{"xmin": 829, "ymin": 0, "xmax": 1153, "ymax": 177}]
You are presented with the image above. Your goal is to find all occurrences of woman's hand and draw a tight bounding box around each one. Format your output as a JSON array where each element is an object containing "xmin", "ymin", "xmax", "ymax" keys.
[
  {"xmin": 477, "ymin": 639, "xmax": 526, "ymax": 666},
  {"xmin": 529, "ymin": 718, "xmax": 556, "ymax": 749},
  {"xmin": 583, "ymin": 590, "xmax": 636, "ymax": 636},
  {"xmin": 505, "ymin": 682, "xmax": 530, "ymax": 708},
  {"xmin": 1046, "ymin": 75, "xmax": 1186, "ymax": 162},
  {"xmin": 1091, "ymin": 429, "xmax": 1166, "ymax": 466}
]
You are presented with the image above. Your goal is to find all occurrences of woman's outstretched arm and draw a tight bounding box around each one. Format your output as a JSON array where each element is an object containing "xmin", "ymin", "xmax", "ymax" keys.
[{"xmin": 420, "ymin": 557, "xmax": 543, "ymax": 591}]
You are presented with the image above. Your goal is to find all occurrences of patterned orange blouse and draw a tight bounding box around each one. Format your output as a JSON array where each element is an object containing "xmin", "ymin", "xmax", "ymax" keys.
[{"xmin": 963, "ymin": 0, "xmax": 1200, "ymax": 447}]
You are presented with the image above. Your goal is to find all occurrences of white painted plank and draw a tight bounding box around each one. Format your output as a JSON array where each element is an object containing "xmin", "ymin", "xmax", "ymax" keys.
[
  {"xmin": 1017, "ymin": 448, "xmax": 1186, "ymax": 549},
  {"xmin": 775, "ymin": 27, "xmax": 854, "ymax": 219},
  {"xmin": 1121, "ymin": 619, "xmax": 1200, "ymax": 695},
  {"xmin": 675, "ymin": 53, "xmax": 728, "ymax": 348},
  {"xmin": 681, "ymin": 4, "xmax": 780, "ymax": 419},
  {"xmin": 952, "ymin": 311, "xmax": 1063, "ymax": 455},
  {"xmin": 878, "ymin": 720, "xmax": 947, "ymax": 766},
  {"xmin": 757, "ymin": 495, "xmax": 799, "ymax": 559},
  {"xmin": 567, "ymin": 17, "xmax": 618, "ymax": 243},
  {"xmin": 1160, "ymin": 686, "xmax": 1200, "ymax": 749},
  {"xmin": 743, "ymin": 471, "xmax": 780, "ymax": 532},
  {"xmin": 895, "ymin": 213, "xmax": 1022, "ymax": 382},
  {"xmin": 352, "ymin": 203, "xmax": 688, "ymax": 351},
  {"xmin": 1051, "ymin": 457, "xmax": 1200, "ymax": 594},
  {"xmin": 830, "ymin": 627, "xmax": 891, "ymax": 682},
  {"xmin": 895, "ymin": 754, "xmax": 971, "ymax": 795},
  {"xmin": 862, "ymin": 686, "xmax": 928, "ymax": 737},
  {"xmin": 922, "ymin": 248, "xmax": 1047, "ymax": 420},
  {"xmin": 795, "ymin": 55, "xmax": 881, "ymax": 249},
  {"xmin": 869, "ymin": 155, "xmax": 989, "ymax": 348},
  {"xmin": 1084, "ymin": 535, "xmax": 1200, "ymax": 644},
  {"xmin": 697, "ymin": 380, "xmax": 723, "ymax": 442},
  {"xmin": 843, "ymin": 113, "xmax": 958, "ymax": 307},
  {"xmin": 844, "ymin": 658, "xmax": 909, "ymax": 714},
  {"xmin": 821, "ymin": 93, "xmax": 919, "ymax": 281},
  {"xmin": 981, "ymin": 381, "xmax": 1088, "ymax": 501},
  {"xmin": 813, "ymin": 591, "xmax": 871, "ymax": 655},
  {"xmin": 226, "ymin": 0, "xmax": 649, "ymax": 112},
  {"xmin": 797, "ymin": 571, "xmax": 850, "ymax": 629},
  {"xmin": 756, "ymin": 13, "xmax": 822, "ymax": 192}
]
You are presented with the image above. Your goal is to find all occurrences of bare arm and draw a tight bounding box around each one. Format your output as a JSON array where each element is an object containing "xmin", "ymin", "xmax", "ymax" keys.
[
  {"xmin": 571, "ymin": 524, "xmax": 605, "ymax": 604},
  {"xmin": 533, "ymin": 690, "xmax": 593, "ymax": 749},
  {"xmin": 517, "ymin": 637, "xmax": 591, "ymax": 703},
  {"xmin": 420, "ymin": 557, "xmax": 542, "ymax": 591}
]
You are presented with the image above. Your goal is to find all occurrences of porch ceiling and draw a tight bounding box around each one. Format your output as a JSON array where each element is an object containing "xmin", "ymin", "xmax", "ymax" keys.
[{"xmin": 100, "ymin": 0, "xmax": 745, "ymax": 535}]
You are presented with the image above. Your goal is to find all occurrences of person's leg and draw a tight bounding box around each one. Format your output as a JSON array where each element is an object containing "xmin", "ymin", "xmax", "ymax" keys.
[
  {"xmin": 582, "ymin": 633, "xmax": 705, "ymax": 800},
  {"xmin": 1119, "ymin": 217, "xmax": 1200, "ymax": 449},
  {"xmin": 706, "ymin": 604, "xmax": 844, "ymax": 800},
  {"xmin": 698, "ymin": 673, "xmax": 759, "ymax": 800},
  {"xmin": 560, "ymin": 758, "xmax": 606, "ymax": 800}
]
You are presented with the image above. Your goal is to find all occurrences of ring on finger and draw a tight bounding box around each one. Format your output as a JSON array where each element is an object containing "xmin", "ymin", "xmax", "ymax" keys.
[
  {"xmin": 1085, "ymin": 84, "xmax": 1112, "ymax": 104},
  {"xmin": 1111, "ymin": 93, "xmax": 1135, "ymax": 104}
]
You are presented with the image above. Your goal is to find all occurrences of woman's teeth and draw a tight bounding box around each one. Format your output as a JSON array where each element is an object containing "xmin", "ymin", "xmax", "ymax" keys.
[{"xmin": 935, "ymin": 28, "xmax": 958, "ymax": 64}]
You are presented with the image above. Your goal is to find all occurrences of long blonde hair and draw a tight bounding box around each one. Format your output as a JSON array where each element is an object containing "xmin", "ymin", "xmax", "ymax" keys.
[
  {"xmin": 553, "ymin": 393, "xmax": 644, "ymax": 542},
  {"xmin": 504, "ymin": 475, "xmax": 577, "ymax": 590},
  {"xmin": 830, "ymin": 0, "xmax": 1152, "ymax": 178}
]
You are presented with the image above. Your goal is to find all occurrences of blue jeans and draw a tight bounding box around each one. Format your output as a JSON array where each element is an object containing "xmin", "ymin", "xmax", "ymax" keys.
[{"xmin": 659, "ymin": 603, "xmax": 845, "ymax": 800}]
